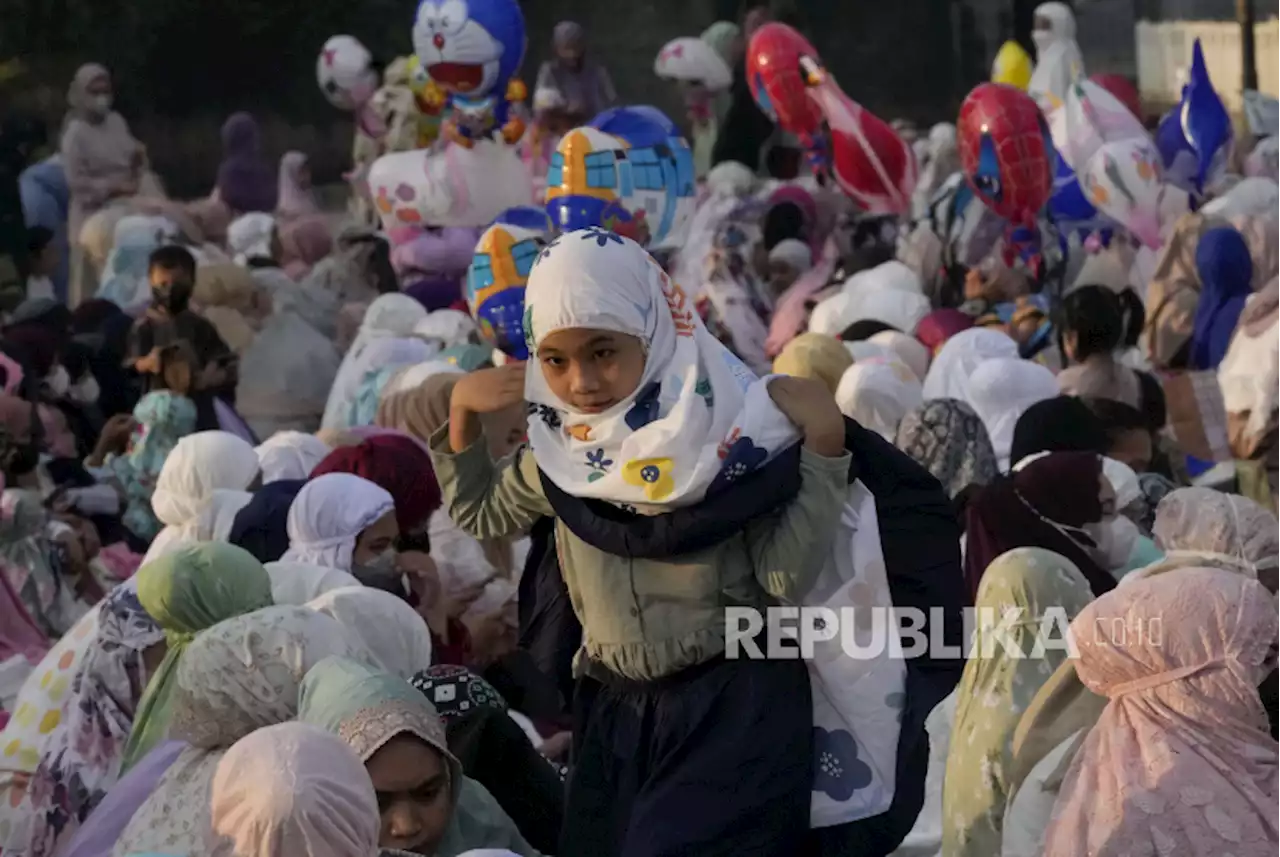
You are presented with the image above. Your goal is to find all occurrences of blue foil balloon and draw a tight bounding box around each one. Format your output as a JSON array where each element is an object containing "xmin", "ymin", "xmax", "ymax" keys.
[
  {"xmin": 1181, "ymin": 39, "xmax": 1232, "ymax": 194},
  {"xmin": 466, "ymin": 223, "xmax": 547, "ymax": 359},
  {"xmin": 1155, "ymin": 108, "xmax": 1199, "ymax": 193},
  {"xmin": 491, "ymin": 205, "xmax": 554, "ymax": 236}
]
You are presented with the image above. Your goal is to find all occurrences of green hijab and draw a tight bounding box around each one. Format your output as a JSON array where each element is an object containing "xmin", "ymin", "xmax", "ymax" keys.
[
  {"xmin": 941, "ymin": 547, "xmax": 1093, "ymax": 857},
  {"xmin": 121, "ymin": 542, "xmax": 273, "ymax": 771},
  {"xmin": 298, "ymin": 657, "xmax": 541, "ymax": 857},
  {"xmin": 437, "ymin": 344, "xmax": 495, "ymax": 372}
]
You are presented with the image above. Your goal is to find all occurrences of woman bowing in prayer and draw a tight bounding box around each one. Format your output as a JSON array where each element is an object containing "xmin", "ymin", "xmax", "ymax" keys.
[{"xmin": 1042, "ymin": 567, "xmax": 1278, "ymax": 857}]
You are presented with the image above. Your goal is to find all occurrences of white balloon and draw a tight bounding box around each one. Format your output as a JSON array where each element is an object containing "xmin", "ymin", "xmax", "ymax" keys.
[
  {"xmin": 367, "ymin": 142, "xmax": 536, "ymax": 230},
  {"xmin": 1080, "ymin": 136, "xmax": 1167, "ymax": 249},
  {"xmin": 317, "ymin": 35, "xmax": 378, "ymax": 111},
  {"xmin": 653, "ymin": 37, "xmax": 732, "ymax": 92},
  {"xmin": 1047, "ymin": 79, "xmax": 1147, "ymax": 174}
]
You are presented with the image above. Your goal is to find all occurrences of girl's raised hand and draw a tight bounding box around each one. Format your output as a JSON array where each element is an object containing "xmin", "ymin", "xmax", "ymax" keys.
[
  {"xmin": 767, "ymin": 376, "xmax": 846, "ymax": 457},
  {"xmin": 451, "ymin": 364, "xmax": 526, "ymax": 414}
]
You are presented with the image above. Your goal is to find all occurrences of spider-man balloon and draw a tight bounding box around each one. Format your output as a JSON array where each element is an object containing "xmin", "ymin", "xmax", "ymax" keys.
[
  {"xmin": 957, "ymin": 83, "xmax": 1054, "ymax": 228},
  {"xmin": 746, "ymin": 23, "xmax": 825, "ymax": 141}
]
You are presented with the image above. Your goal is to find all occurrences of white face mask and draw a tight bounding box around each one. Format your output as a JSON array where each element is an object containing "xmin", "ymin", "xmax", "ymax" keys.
[
  {"xmin": 69, "ymin": 374, "xmax": 100, "ymax": 405},
  {"xmin": 44, "ymin": 365, "xmax": 70, "ymax": 398},
  {"xmin": 1085, "ymin": 517, "xmax": 1140, "ymax": 573},
  {"xmin": 1031, "ymin": 28, "xmax": 1055, "ymax": 55},
  {"xmin": 90, "ymin": 94, "xmax": 113, "ymax": 115}
]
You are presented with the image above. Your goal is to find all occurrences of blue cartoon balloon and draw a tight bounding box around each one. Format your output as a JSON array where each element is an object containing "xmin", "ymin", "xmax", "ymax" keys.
[
  {"xmin": 1181, "ymin": 39, "xmax": 1233, "ymax": 193},
  {"xmin": 1156, "ymin": 39, "xmax": 1232, "ymax": 196},
  {"xmin": 1048, "ymin": 147, "xmax": 1114, "ymax": 235},
  {"xmin": 466, "ymin": 223, "xmax": 546, "ymax": 359},
  {"xmin": 413, "ymin": 0, "xmax": 528, "ymax": 145},
  {"xmin": 491, "ymin": 205, "xmax": 555, "ymax": 235},
  {"xmin": 542, "ymin": 106, "xmax": 696, "ymax": 250}
]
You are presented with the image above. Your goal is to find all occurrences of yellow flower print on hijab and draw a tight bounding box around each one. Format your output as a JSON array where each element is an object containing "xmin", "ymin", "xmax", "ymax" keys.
[{"xmin": 622, "ymin": 457, "xmax": 675, "ymax": 501}]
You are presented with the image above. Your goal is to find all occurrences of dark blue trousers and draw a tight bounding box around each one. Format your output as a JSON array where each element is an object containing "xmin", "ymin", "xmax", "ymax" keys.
[{"xmin": 561, "ymin": 655, "xmax": 813, "ymax": 857}]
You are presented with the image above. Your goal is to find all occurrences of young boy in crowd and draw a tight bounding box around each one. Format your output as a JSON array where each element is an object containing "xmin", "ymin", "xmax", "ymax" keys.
[{"xmin": 128, "ymin": 245, "xmax": 235, "ymax": 431}]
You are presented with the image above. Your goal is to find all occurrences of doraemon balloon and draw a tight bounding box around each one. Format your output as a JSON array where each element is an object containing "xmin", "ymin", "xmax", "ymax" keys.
[
  {"xmin": 318, "ymin": 36, "xmax": 379, "ymax": 111},
  {"xmin": 467, "ymin": 223, "xmax": 547, "ymax": 359},
  {"xmin": 412, "ymin": 0, "xmax": 528, "ymax": 145},
  {"xmin": 590, "ymin": 106, "xmax": 697, "ymax": 250}
]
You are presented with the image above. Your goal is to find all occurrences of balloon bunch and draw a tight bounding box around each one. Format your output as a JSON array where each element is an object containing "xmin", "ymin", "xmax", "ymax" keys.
[
  {"xmin": 411, "ymin": 0, "xmax": 529, "ymax": 147},
  {"xmin": 1154, "ymin": 39, "xmax": 1233, "ymax": 198},
  {"xmin": 744, "ymin": 23, "xmax": 917, "ymax": 214},
  {"xmin": 543, "ymin": 105, "xmax": 697, "ymax": 251}
]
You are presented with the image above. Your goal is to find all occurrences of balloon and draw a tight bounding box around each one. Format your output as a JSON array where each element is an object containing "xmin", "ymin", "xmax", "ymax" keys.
[
  {"xmin": 1180, "ymin": 38, "xmax": 1233, "ymax": 193},
  {"xmin": 1080, "ymin": 136, "xmax": 1166, "ymax": 249},
  {"xmin": 957, "ymin": 83, "xmax": 1055, "ymax": 227},
  {"xmin": 544, "ymin": 107, "xmax": 698, "ymax": 250},
  {"xmin": 466, "ymin": 223, "xmax": 547, "ymax": 359},
  {"xmin": 591, "ymin": 106, "xmax": 698, "ymax": 250},
  {"xmin": 745, "ymin": 23, "xmax": 825, "ymax": 139},
  {"xmin": 812, "ymin": 87, "xmax": 917, "ymax": 214},
  {"xmin": 654, "ymin": 37, "xmax": 732, "ymax": 91},
  {"xmin": 412, "ymin": 0, "xmax": 528, "ymax": 143},
  {"xmin": 1048, "ymin": 79, "xmax": 1147, "ymax": 173},
  {"xmin": 1088, "ymin": 73, "xmax": 1141, "ymax": 119},
  {"xmin": 369, "ymin": 144, "xmax": 535, "ymax": 230},
  {"xmin": 492, "ymin": 206, "xmax": 555, "ymax": 235},
  {"xmin": 1154, "ymin": 109, "xmax": 1198, "ymax": 193},
  {"xmin": 317, "ymin": 36, "xmax": 378, "ymax": 111},
  {"xmin": 991, "ymin": 40, "xmax": 1033, "ymax": 90},
  {"xmin": 1049, "ymin": 151, "xmax": 1104, "ymax": 228}
]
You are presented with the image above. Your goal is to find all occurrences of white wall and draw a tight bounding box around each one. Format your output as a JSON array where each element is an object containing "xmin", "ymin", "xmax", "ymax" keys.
[{"xmin": 1136, "ymin": 17, "xmax": 1280, "ymax": 108}]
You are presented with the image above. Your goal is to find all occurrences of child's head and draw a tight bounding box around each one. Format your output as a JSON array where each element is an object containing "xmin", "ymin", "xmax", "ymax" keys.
[
  {"xmin": 524, "ymin": 231, "xmax": 662, "ymax": 414},
  {"xmin": 26, "ymin": 226, "xmax": 56, "ymax": 277},
  {"xmin": 152, "ymin": 341, "xmax": 198, "ymax": 396},
  {"xmin": 148, "ymin": 245, "xmax": 197, "ymax": 315}
]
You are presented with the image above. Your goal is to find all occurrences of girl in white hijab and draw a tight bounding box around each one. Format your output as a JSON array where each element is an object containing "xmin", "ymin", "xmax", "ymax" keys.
[
  {"xmin": 966, "ymin": 358, "xmax": 1060, "ymax": 471},
  {"xmin": 267, "ymin": 473, "xmax": 397, "ymax": 602},
  {"xmin": 322, "ymin": 294, "xmax": 429, "ymax": 430},
  {"xmin": 254, "ymin": 431, "xmax": 332, "ymax": 483},
  {"xmin": 1027, "ymin": 2, "xmax": 1085, "ymax": 109},
  {"xmin": 868, "ymin": 329, "xmax": 930, "ymax": 381},
  {"xmin": 141, "ymin": 431, "xmax": 261, "ymax": 565}
]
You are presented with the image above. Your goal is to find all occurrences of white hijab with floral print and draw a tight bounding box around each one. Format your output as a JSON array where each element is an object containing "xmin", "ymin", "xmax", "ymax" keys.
[{"xmin": 522, "ymin": 227, "xmax": 798, "ymax": 509}]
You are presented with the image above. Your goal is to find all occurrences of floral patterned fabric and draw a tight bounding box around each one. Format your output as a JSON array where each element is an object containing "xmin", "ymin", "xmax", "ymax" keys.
[
  {"xmin": 108, "ymin": 391, "xmax": 198, "ymax": 542},
  {"xmin": 111, "ymin": 607, "xmax": 366, "ymax": 857},
  {"xmin": 894, "ymin": 399, "xmax": 1000, "ymax": 499},
  {"xmin": 941, "ymin": 547, "xmax": 1093, "ymax": 857},
  {"xmin": 521, "ymin": 228, "xmax": 799, "ymax": 510},
  {"xmin": 16, "ymin": 587, "xmax": 162, "ymax": 857},
  {"xmin": 1043, "ymin": 567, "xmax": 1279, "ymax": 856},
  {"xmin": 410, "ymin": 665, "xmax": 507, "ymax": 721}
]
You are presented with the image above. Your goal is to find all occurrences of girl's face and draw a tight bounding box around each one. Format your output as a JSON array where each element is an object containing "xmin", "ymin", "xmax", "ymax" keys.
[
  {"xmin": 537, "ymin": 328, "xmax": 646, "ymax": 414},
  {"xmin": 297, "ymin": 164, "xmax": 312, "ymax": 189},
  {"xmin": 365, "ymin": 734, "xmax": 453, "ymax": 853},
  {"xmin": 353, "ymin": 510, "xmax": 400, "ymax": 565},
  {"xmin": 768, "ymin": 260, "xmax": 799, "ymax": 295}
]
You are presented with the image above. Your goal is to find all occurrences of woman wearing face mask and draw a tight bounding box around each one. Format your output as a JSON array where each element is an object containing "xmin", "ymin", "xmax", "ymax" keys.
[
  {"xmin": 270, "ymin": 472, "xmax": 398, "ymax": 599},
  {"xmin": 963, "ymin": 451, "xmax": 1118, "ymax": 598},
  {"xmin": 298, "ymin": 657, "xmax": 540, "ymax": 857},
  {"xmin": 60, "ymin": 64, "xmax": 144, "ymax": 307}
]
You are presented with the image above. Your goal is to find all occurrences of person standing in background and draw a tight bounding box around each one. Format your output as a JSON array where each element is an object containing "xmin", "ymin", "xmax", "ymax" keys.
[
  {"xmin": 533, "ymin": 22, "xmax": 616, "ymax": 133},
  {"xmin": 61, "ymin": 64, "xmax": 143, "ymax": 307},
  {"xmin": 711, "ymin": 5, "xmax": 774, "ymax": 171}
]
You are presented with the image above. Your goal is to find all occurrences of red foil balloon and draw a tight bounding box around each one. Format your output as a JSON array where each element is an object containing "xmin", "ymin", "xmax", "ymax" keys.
[
  {"xmin": 1089, "ymin": 73, "xmax": 1142, "ymax": 120},
  {"xmin": 746, "ymin": 23, "xmax": 824, "ymax": 139},
  {"xmin": 957, "ymin": 83, "xmax": 1054, "ymax": 227},
  {"xmin": 821, "ymin": 89, "xmax": 918, "ymax": 214}
]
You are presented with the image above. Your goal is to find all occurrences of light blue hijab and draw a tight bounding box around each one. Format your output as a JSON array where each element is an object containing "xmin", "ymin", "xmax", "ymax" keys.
[{"xmin": 297, "ymin": 658, "xmax": 541, "ymax": 857}]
